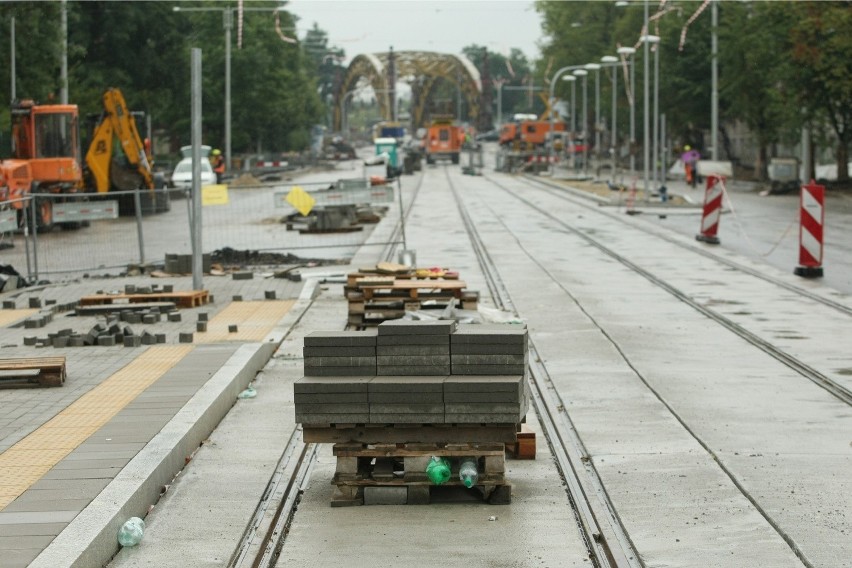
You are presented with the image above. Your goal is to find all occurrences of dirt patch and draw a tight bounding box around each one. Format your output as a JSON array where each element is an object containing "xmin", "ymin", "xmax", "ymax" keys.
[
  {"xmin": 210, "ymin": 247, "xmax": 348, "ymax": 268},
  {"xmin": 552, "ymin": 179, "xmax": 690, "ymax": 206},
  {"xmin": 228, "ymin": 173, "xmax": 262, "ymax": 187}
]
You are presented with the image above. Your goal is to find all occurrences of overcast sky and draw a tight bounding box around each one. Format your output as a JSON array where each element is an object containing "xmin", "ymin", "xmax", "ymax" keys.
[{"xmin": 287, "ymin": 0, "xmax": 544, "ymax": 63}]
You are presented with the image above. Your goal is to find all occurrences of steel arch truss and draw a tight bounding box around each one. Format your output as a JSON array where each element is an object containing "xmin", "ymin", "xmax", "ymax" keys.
[{"xmin": 334, "ymin": 51, "xmax": 481, "ymax": 131}]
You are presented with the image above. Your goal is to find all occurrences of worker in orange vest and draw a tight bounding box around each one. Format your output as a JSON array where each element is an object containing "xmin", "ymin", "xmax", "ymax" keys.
[{"xmin": 210, "ymin": 149, "xmax": 225, "ymax": 183}]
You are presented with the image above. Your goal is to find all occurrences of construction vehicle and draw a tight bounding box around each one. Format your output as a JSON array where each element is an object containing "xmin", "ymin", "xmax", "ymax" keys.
[
  {"xmin": 9, "ymin": 98, "xmax": 85, "ymax": 231},
  {"xmin": 424, "ymin": 118, "xmax": 464, "ymax": 165},
  {"xmin": 84, "ymin": 88, "xmax": 169, "ymax": 215}
]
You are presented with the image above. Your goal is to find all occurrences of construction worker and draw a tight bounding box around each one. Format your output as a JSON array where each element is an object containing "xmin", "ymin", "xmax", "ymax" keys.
[{"xmin": 210, "ymin": 149, "xmax": 225, "ymax": 184}]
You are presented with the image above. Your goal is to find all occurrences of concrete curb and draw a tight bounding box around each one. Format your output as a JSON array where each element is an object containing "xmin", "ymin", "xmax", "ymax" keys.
[{"xmin": 30, "ymin": 281, "xmax": 321, "ymax": 568}]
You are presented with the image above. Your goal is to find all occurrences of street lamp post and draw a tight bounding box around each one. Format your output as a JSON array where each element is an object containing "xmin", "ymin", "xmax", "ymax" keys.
[
  {"xmin": 601, "ymin": 55, "xmax": 619, "ymax": 183},
  {"xmin": 585, "ymin": 63, "xmax": 602, "ymax": 176},
  {"xmin": 546, "ymin": 65, "xmax": 588, "ymax": 173},
  {"xmin": 643, "ymin": 35, "xmax": 661, "ymax": 192},
  {"xmin": 578, "ymin": 69, "xmax": 589, "ymax": 175},
  {"xmin": 617, "ymin": 46, "xmax": 636, "ymax": 179}
]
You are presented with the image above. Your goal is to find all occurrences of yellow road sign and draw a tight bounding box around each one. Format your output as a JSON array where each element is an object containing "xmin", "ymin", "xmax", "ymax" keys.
[
  {"xmin": 202, "ymin": 184, "xmax": 229, "ymax": 205},
  {"xmin": 286, "ymin": 185, "xmax": 316, "ymax": 216}
]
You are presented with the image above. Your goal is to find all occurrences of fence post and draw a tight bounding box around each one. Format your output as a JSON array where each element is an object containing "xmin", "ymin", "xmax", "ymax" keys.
[
  {"xmin": 133, "ymin": 188, "xmax": 145, "ymax": 266},
  {"xmin": 29, "ymin": 197, "xmax": 39, "ymax": 281}
]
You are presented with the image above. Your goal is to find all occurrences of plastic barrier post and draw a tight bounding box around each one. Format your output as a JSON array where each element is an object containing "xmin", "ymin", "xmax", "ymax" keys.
[
  {"xmin": 794, "ymin": 180, "xmax": 825, "ymax": 278},
  {"xmin": 695, "ymin": 174, "xmax": 724, "ymax": 244}
]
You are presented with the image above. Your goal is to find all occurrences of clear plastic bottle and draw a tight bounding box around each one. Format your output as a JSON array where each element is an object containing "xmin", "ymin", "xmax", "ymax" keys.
[
  {"xmin": 459, "ymin": 457, "xmax": 479, "ymax": 488},
  {"xmin": 117, "ymin": 516, "xmax": 145, "ymax": 547},
  {"xmin": 425, "ymin": 456, "xmax": 452, "ymax": 485}
]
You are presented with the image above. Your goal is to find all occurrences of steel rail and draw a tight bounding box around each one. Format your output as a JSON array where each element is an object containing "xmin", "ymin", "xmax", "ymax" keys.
[{"xmin": 442, "ymin": 166, "xmax": 640, "ymax": 568}]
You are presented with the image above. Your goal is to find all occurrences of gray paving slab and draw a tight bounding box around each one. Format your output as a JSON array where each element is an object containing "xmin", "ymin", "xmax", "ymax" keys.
[
  {"xmin": 451, "ymin": 354, "xmax": 527, "ymax": 365},
  {"xmin": 450, "ymin": 343, "xmax": 526, "ymax": 354},
  {"xmin": 368, "ymin": 376, "xmax": 446, "ymax": 392},
  {"xmin": 293, "ymin": 393, "xmax": 368, "ymax": 403},
  {"xmin": 445, "ymin": 413, "xmax": 524, "ymax": 423},
  {"xmin": 368, "ymin": 391, "xmax": 444, "ymax": 403},
  {"xmin": 376, "ymin": 334, "xmax": 449, "ymax": 345},
  {"xmin": 451, "ymin": 325, "xmax": 528, "ymax": 343},
  {"xmin": 303, "ymin": 366, "xmax": 377, "ymax": 376},
  {"xmin": 443, "ymin": 391, "xmax": 522, "ymax": 403},
  {"xmin": 377, "ymin": 319, "xmax": 457, "ymax": 335},
  {"xmin": 377, "ymin": 354, "xmax": 450, "ymax": 366},
  {"xmin": 444, "ymin": 375, "xmax": 525, "ymax": 393},
  {"xmin": 294, "ymin": 403, "xmax": 369, "ymax": 413},
  {"xmin": 376, "ymin": 344, "xmax": 449, "ymax": 356},
  {"xmin": 377, "ymin": 365, "xmax": 450, "ymax": 376},
  {"xmin": 451, "ymin": 364, "xmax": 526, "ymax": 375},
  {"xmin": 304, "ymin": 330, "xmax": 377, "ymax": 346},
  {"xmin": 295, "ymin": 413, "xmax": 370, "ymax": 423},
  {"xmin": 303, "ymin": 346, "xmax": 375, "ymax": 357},
  {"xmin": 444, "ymin": 403, "xmax": 524, "ymax": 414},
  {"xmin": 370, "ymin": 403, "xmax": 444, "ymax": 413},
  {"xmin": 304, "ymin": 355, "xmax": 377, "ymax": 367},
  {"xmin": 369, "ymin": 413, "xmax": 444, "ymax": 423},
  {"xmin": 0, "ymin": 522, "xmax": 66, "ymax": 537},
  {"xmin": 294, "ymin": 376, "xmax": 372, "ymax": 393}
]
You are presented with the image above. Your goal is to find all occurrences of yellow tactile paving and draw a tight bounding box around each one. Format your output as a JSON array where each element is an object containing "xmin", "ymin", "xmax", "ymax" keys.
[
  {"xmin": 194, "ymin": 300, "xmax": 295, "ymax": 343},
  {"xmin": 0, "ymin": 345, "xmax": 192, "ymax": 510},
  {"xmin": 0, "ymin": 308, "xmax": 39, "ymax": 327}
]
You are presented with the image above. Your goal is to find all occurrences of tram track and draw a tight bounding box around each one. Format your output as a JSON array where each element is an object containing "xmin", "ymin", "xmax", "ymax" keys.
[
  {"xmin": 443, "ymin": 166, "xmax": 641, "ymax": 568},
  {"xmin": 442, "ymin": 165, "xmax": 851, "ymax": 567},
  {"xmin": 485, "ymin": 173, "xmax": 852, "ymax": 408}
]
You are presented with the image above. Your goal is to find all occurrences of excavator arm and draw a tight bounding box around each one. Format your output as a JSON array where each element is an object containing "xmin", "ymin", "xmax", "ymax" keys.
[{"xmin": 85, "ymin": 88, "xmax": 154, "ymax": 194}]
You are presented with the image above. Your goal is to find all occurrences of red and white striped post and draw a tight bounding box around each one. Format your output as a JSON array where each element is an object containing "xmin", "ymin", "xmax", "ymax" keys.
[
  {"xmin": 794, "ymin": 180, "xmax": 825, "ymax": 278},
  {"xmin": 695, "ymin": 174, "xmax": 724, "ymax": 244}
]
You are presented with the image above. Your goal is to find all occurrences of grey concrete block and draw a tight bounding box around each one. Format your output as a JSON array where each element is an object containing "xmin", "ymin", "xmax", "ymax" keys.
[
  {"xmin": 368, "ymin": 391, "xmax": 443, "ymax": 403},
  {"xmin": 304, "ymin": 346, "xmax": 376, "ymax": 357},
  {"xmin": 369, "ymin": 376, "xmax": 445, "ymax": 392},
  {"xmin": 294, "ymin": 393, "xmax": 368, "ymax": 403},
  {"xmin": 304, "ymin": 356, "xmax": 377, "ymax": 367},
  {"xmin": 23, "ymin": 336, "xmax": 38, "ymax": 346},
  {"xmin": 377, "ymin": 334, "xmax": 449, "ymax": 346},
  {"xmin": 377, "ymin": 345, "xmax": 449, "ymax": 356},
  {"xmin": 370, "ymin": 403, "xmax": 443, "ymax": 413},
  {"xmin": 304, "ymin": 330, "xmax": 377, "ymax": 347},
  {"xmin": 294, "ymin": 413, "xmax": 370, "ymax": 424},
  {"xmin": 444, "ymin": 375, "xmax": 524, "ymax": 392},
  {"xmin": 69, "ymin": 336, "xmax": 85, "ymax": 347},
  {"xmin": 125, "ymin": 313, "xmax": 142, "ymax": 324},
  {"xmin": 141, "ymin": 332, "xmax": 157, "ymax": 345},
  {"xmin": 294, "ymin": 403, "xmax": 369, "ymax": 413},
  {"xmin": 97, "ymin": 335, "xmax": 116, "ymax": 347},
  {"xmin": 451, "ymin": 354, "xmax": 527, "ymax": 365},
  {"xmin": 142, "ymin": 313, "xmax": 158, "ymax": 324},
  {"xmin": 197, "ymin": 312, "xmax": 209, "ymax": 322},
  {"xmin": 29, "ymin": 297, "xmax": 42, "ymax": 308},
  {"xmin": 451, "ymin": 343, "xmax": 526, "ymax": 355},
  {"xmin": 232, "ymin": 295, "xmax": 243, "ymax": 301},
  {"xmin": 179, "ymin": 332, "xmax": 194, "ymax": 343},
  {"xmin": 445, "ymin": 413, "xmax": 523, "ymax": 423},
  {"xmin": 377, "ymin": 355, "xmax": 450, "ymax": 366},
  {"xmin": 162, "ymin": 284, "xmax": 174, "ymax": 293},
  {"xmin": 444, "ymin": 403, "xmax": 523, "ymax": 414},
  {"xmin": 451, "ymin": 324, "xmax": 527, "ymax": 343},
  {"xmin": 370, "ymin": 413, "xmax": 444, "ymax": 423},
  {"xmin": 228, "ymin": 324, "xmax": 238, "ymax": 333},
  {"xmin": 124, "ymin": 284, "xmax": 136, "ymax": 294},
  {"xmin": 52, "ymin": 336, "xmax": 69, "ymax": 348},
  {"xmin": 304, "ymin": 366, "xmax": 377, "ymax": 376},
  {"xmin": 232, "ymin": 271, "xmax": 254, "ymax": 280},
  {"xmin": 123, "ymin": 335, "xmax": 142, "ymax": 347},
  {"xmin": 196, "ymin": 321, "xmax": 207, "ymax": 332},
  {"xmin": 264, "ymin": 290, "xmax": 276, "ymax": 299},
  {"xmin": 378, "ymin": 319, "xmax": 456, "ymax": 335},
  {"xmin": 451, "ymin": 364, "xmax": 526, "ymax": 375},
  {"xmin": 377, "ymin": 365, "xmax": 450, "ymax": 376},
  {"xmin": 443, "ymin": 391, "xmax": 521, "ymax": 403},
  {"xmin": 168, "ymin": 312, "xmax": 182, "ymax": 322},
  {"xmin": 156, "ymin": 333, "xmax": 167, "ymax": 344},
  {"xmin": 2, "ymin": 300, "xmax": 15, "ymax": 309},
  {"xmin": 294, "ymin": 376, "xmax": 372, "ymax": 394},
  {"xmin": 364, "ymin": 486, "xmax": 408, "ymax": 505}
]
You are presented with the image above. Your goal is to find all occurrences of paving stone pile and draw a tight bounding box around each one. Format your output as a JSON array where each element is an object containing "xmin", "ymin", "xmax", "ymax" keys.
[{"xmin": 294, "ymin": 320, "xmax": 529, "ymax": 425}]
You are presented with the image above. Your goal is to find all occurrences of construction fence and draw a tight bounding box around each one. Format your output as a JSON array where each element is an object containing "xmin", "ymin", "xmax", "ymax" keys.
[{"xmin": 0, "ymin": 177, "xmax": 405, "ymax": 289}]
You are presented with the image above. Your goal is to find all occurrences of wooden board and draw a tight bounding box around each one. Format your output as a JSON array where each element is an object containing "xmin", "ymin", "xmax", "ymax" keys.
[
  {"xmin": 79, "ymin": 290, "xmax": 209, "ymax": 308},
  {"xmin": 358, "ymin": 280, "xmax": 467, "ymax": 300},
  {"xmin": 0, "ymin": 357, "xmax": 66, "ymax": 388}
]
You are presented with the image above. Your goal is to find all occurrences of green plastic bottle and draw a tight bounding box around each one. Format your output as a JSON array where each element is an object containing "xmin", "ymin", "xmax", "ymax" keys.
[{"xmin": 425, "ymin": 456, "xmax": 451, "ymax": 485}]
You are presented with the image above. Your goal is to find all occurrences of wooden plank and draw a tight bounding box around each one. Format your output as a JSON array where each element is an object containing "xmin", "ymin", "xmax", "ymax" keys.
[
  {"xmin": 0, "ymin": 356, "xmax": 66, "ymax": 388},
  {"xmin": 79, "ymin": 290, "xmax": 209, "ymax": 309},
  {"xmin": 303, "ymin": 425, "xmax": 518, "ymax": 444}
]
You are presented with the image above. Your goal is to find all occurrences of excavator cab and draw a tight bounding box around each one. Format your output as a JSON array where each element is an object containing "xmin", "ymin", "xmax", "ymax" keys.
[{"xmin": 11, "ymin": 100, "xmax": 82, "ymax": 192}]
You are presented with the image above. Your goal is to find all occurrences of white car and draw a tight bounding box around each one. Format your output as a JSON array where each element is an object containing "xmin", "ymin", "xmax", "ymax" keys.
[{"xmin": 170, "ymin": 157, "xmax": 217, "ymax": 191}]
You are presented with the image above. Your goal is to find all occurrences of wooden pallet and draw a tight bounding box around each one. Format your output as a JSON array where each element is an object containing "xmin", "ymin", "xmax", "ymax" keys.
[
  {"xmin": 330, "ymin": 442, "xmax": 510, "ymax": 506},
  {"xmin": 0, "ymin": 357, "xmax": 66, "ymax": 388},
  {"xmin": 356, "ymin": 280, "xmax": 467, "ymax": 301},
  {"xmin": 79, "ymin": 290, "xmax": 209, "ymax": 309},
  {"xmin": 304, "ymin": 423, "xmax": 519, "ymax": 444},
  {"xmin": 347, "ymin": 269, "xmax": 460, "ymax": 287}
]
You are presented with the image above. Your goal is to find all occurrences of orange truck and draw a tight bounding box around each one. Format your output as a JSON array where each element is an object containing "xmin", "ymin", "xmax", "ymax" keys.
[
  {"xmin": 500, "ymin": 119, "xmax": 567, "ymax": 148},
  {"xmin": 425, "ymin": 119, "xmax": 464, "ymax": 165}
]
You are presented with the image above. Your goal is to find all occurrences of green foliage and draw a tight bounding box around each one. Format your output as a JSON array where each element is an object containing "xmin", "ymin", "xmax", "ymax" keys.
[
  {"xmin": 463, "ymin": 45, "xmax": 536, "ymax": 120},
  {"xmin": 0, "ymin": 0, "xmax": 323, "ymax": 157}
]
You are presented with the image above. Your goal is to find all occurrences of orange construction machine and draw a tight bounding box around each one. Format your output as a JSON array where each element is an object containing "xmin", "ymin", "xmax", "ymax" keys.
[
  {"xmin": 9, "ymin": 99, "xmax": 84, "ymax": 230},
  {"xmin": 424, "ymin": 119, "xmax": 464, "ymax": 165}
]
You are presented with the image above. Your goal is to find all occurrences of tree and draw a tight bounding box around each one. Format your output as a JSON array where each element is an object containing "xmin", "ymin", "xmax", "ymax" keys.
[
  {"xmin": 301, "ymin": 22, "xmax": 345, "ymax": 116},
  {"xmin": 463, "ymin": 45, "xmax": 534, "ymax": 122},
  {"xmin": 788, "ymin": 1, "xmax": 852, "ymax": 183}
]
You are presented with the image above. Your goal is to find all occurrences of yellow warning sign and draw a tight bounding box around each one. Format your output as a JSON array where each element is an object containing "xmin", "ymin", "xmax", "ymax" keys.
[
  {"xmin": 286, "ymin": 185, "xmax": 316, "ymax": 216},
  {"xmin": 202, "ymin": 184, "xmax": 229, "ymax": 206}
]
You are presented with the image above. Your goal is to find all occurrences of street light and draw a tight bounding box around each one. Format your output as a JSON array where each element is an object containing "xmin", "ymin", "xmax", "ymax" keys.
[
  {"xmin": 617, "ymin": 46, "xmax": 636, "ymax": 179},
  {"xmin": 642, "ymin": 35, "xmax": 661, "ymax": 193},
  {"xmin": 546, "ymin": 66, "xmax": 585, "ymax": 171},
  {"xmin": 601, "ymin": 55, "xmax": 619, "ymax": 182},
  {"xmin": 573, "ymin": 69, "xmax": 589, "ymax": 175},
  {"xmin": 585, "ymin": 63, "xmax": 602, "ymax": 175}
]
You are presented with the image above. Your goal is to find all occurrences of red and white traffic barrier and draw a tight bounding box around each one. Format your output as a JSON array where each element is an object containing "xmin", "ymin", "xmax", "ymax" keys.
[
  {"xmin": 695, "ymin": 174, "xmax": 724, "ymax": 244},
  {"xmin": 255, "ymin": 160, "xmax": 289, "ymax": 168},
  {"xmin": 794, "ymin": 180, "xmax": 825, "ymax": 278},
  {"xmin": 525, "ymin": 155, "xmax": 558, "ymax": 164}
]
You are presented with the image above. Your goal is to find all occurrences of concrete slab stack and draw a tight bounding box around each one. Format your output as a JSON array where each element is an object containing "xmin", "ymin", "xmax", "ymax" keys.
[
  {"xmin": 293, "ymin": 376, "xmax": 372, "ymax": 424},
  {"xmin": 451, "ymin": 324, "xmax": 528, "ymax": 375},
  {"xmin": 376, "ymin": 319, "xmax": 455, "ymax": 375},
  {"xmin": 369, "ymin": 376, "xmax": 445, "ymax": 423},
  {"xmin": 303, "ymin": 330, "xmax": 377, "ymax": 376}
]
